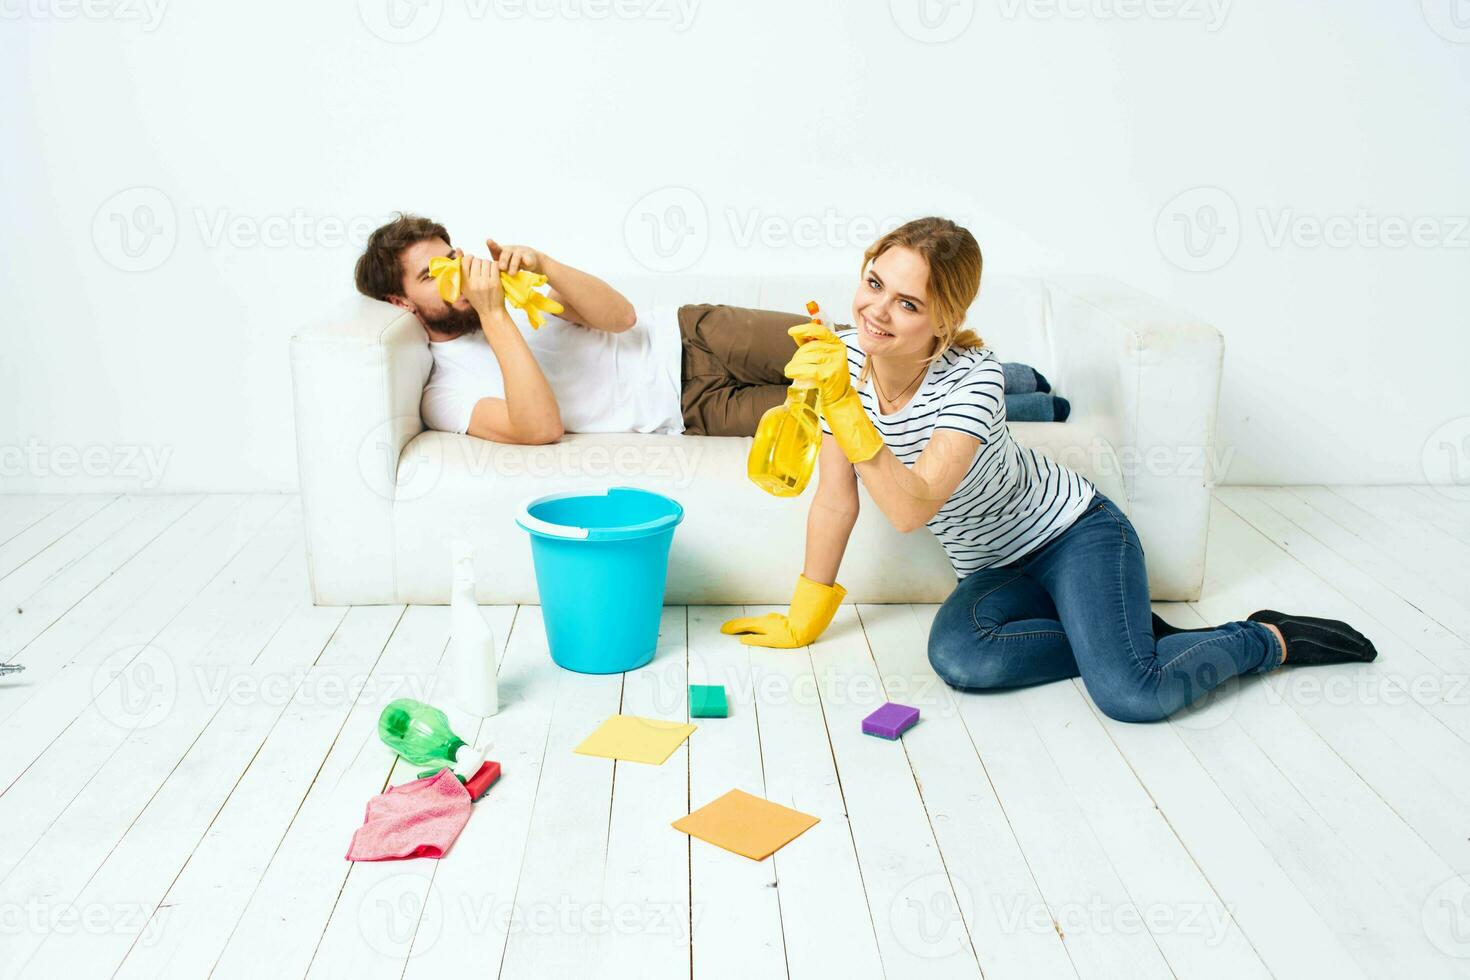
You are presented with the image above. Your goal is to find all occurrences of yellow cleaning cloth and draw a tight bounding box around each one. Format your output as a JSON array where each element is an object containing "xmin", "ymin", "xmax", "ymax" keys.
[
  {"xmin": 427, "ymin": 255, "xmax": 565, "ymax": 329},
  {"xmin": 573, "ymin": 715, "xmax": 696, "ymax": 766},
  {"xmin": 672, "ymin": 789, "xmax": 820, "ymax": 861}
]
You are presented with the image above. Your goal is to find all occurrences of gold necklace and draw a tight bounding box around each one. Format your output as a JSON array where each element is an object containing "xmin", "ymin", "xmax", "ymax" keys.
[{"xmin": 872, "ymin": 359, "xmax": 928, "ymax": 407}]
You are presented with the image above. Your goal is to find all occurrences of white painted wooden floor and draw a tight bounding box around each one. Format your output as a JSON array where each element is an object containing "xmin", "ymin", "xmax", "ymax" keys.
[{"xmin": 1, "ymin": 487, "xmax": 1469, "ymax": 979}]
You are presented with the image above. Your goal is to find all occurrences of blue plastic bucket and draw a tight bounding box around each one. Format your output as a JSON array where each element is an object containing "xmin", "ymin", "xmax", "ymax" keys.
[{"xmin": 516, "ymin": 487, "xmax": 685, "ymax": 674}]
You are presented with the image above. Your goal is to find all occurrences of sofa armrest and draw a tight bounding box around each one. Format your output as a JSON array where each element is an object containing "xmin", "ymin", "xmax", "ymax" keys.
[
  {"xmin": 1045, "ymin": 276, "xmax": 1224, "ymax": 600},
  {"xmin": 290, "ymin": 298, "xmax": 432, "ymax": 604}
]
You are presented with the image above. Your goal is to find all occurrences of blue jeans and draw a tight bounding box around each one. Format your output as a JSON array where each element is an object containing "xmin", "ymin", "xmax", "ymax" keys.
[{"xmin": 926, "ymin": 493, "xmax": 1283, "ymax": 722}]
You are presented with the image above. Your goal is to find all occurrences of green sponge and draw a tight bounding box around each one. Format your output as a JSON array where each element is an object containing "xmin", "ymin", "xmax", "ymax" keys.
[{"xmin": 689, "ymin": 684, "xmax": 729, "ymax": 718}]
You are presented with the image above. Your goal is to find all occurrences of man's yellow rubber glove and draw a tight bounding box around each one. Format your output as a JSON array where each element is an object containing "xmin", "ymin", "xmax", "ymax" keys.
[
  {"xmin": 783, "ymin": 323, "xmax": 884, "ymax": 463},
  {"xmin": 720, "ymin": 575, "xmax": 847, "ymax": 648},
  {"xmin": 427, "ymin": 255, "xmax": 465, "ymax": 303},
  {"xmin": 499, "ymin": 269, "xmax": 565, "ymax": 329},
  {"xmin": 427, "ymin": 256, "xmax": 566, "ymax": 329}
]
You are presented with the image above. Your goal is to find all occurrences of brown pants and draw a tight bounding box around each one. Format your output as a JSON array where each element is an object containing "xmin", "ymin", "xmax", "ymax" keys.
[{"xmin": 677, "ymin": 304, "xmax": 812, "ymax": 436}]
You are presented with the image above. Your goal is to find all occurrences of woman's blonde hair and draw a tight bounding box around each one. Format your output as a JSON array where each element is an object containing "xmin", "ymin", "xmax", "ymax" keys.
[{"xmin": 856, "ymin": 216, "xmax": 984, "ymax": 387}]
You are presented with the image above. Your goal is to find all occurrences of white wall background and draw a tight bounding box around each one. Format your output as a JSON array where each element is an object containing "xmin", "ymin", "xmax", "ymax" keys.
[{"xmin": 2, "ymin": 0, "xmax": 1468, "ymax": 493}]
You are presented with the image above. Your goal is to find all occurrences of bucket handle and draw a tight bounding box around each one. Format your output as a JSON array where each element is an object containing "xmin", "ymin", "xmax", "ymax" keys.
[
  {"xmin": 515, "ymin": 501, "xmax": 590, "ymax": 539},
  {"xmin": 516, "ymin": 487, "xmax": 682, "ymax": 540},
  {"xmin": 593, "ymin": 512, "xmax": 682, "ymax": 537},
  {"xmin": 594, "ymin": 487, "xmax": 684, "ymax": 538}
]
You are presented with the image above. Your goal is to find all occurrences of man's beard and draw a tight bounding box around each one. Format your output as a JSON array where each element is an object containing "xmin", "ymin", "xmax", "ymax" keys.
[{"xmin": 423, "ymin": 304, "xmax": 481, "ymax": 338}]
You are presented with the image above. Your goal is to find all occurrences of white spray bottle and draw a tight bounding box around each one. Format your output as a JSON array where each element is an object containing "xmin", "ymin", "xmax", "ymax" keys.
[{"xmin": 449, "ymin": 540, "xmax": 499, "ymax": 717}]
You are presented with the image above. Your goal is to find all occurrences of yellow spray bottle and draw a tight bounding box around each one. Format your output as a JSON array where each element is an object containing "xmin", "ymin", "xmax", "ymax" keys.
[{"xmin": 746, "ymin": 300, "xmax": 827, "ymax": 497}]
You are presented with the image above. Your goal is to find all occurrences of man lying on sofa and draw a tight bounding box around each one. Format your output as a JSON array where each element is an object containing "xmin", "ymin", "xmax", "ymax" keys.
[{"xmin": 354, "ymin": 213, "xmax": 811, "ymax": 444}]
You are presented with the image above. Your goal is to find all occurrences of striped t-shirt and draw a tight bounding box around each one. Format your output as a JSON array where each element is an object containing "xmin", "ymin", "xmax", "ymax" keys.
[{"xmin": 820, "ymin": 329, "xmax": 1096, "ymax": 579}]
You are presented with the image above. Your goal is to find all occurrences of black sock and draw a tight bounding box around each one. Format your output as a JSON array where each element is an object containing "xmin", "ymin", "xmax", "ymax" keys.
[
  {"xmin": 1151, "ymin": 612, "xmax": 1216, "ymax": 638},
  {"xmin": 1248, "ymin": 610, "xmax": 1377, "ymax": 666}
]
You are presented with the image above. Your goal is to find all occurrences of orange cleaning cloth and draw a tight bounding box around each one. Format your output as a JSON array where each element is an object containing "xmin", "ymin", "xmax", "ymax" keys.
[{"xmin": 672, "ymin": 789, "xmax": 819, "ymax": 861}]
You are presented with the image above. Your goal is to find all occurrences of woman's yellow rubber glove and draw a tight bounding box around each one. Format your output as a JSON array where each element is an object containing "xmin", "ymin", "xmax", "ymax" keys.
[
  {"xmin": 783, "ymin": 323, "xmax": 884, "ymax": 463},
  {"xmin": 427, "ymin": 256, "xmax": 565, "ymax": 329},
  {"xmin": 720, "ymin": 575, "xmax": 847, "ymax": 648}
]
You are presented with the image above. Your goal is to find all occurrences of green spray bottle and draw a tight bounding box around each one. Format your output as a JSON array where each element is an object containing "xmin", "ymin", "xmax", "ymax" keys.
[{"xmin": 377, "ymin": 698, "xmax": 484, "ymax": 780}]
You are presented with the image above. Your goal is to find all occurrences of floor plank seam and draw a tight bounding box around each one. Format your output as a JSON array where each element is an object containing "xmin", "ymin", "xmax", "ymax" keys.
[
  {"xmin": 4, "ymin": 495, "xmax": 209, "ymax": 663},
  {"xmin": 115, "ymin": 604, "xmax": 352, "ymax": 974},
  {"xmin": 208, "ymin": 603, "xmax": 407, "ymax": 977},
  {"xmin": 854, "ymin": 603, "xmax": 985, "ymax": 975}
]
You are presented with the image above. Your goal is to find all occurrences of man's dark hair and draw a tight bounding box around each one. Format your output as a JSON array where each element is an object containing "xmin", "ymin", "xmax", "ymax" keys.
[{"xmin": 354, "ymin": 212, "xmax": 451, "ymax": 300}]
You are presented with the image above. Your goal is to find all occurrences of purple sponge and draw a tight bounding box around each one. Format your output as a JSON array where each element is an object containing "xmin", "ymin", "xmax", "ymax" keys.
[{"xmin": 862, "ymin": 702, "xmax": 919, "ymax": 740}]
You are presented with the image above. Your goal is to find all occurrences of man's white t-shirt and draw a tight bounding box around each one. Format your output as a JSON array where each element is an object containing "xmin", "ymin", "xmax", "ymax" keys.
[{"xmin": 420, "ymin": 306, "xmax": 685, "ymax": 436}]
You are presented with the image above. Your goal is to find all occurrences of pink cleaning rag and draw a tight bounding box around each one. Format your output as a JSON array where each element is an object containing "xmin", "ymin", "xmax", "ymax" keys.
[{"xmin": 346, "ymin": 767, "xmax": 472, "ymax": 861}]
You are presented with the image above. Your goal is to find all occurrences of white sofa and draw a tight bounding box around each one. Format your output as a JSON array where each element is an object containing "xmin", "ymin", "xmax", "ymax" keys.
[{"xmin": 290, "ymin": 274, "xmax": 1224, "ymax": 605}]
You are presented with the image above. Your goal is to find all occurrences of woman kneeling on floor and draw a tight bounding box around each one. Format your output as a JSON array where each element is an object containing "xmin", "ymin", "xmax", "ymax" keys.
[{"xmin": 719, "ymin": 217, "xmax": 1376, "ymax": 722}]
